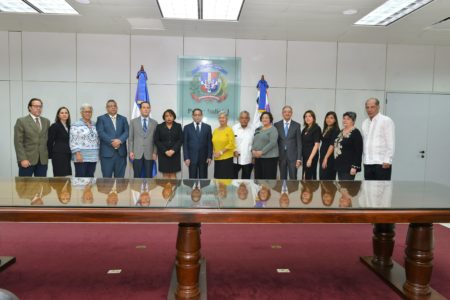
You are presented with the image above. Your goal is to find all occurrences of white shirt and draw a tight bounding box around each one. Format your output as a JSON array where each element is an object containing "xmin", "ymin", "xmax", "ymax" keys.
[
  {"xmin": 193, "ymin": 121, "xmax": 202, "ymax": 132},
  {"xmin": 141, "ymin": 116, "xmax": 149, "ymax": 129},
  {"xmin": 30, "ymin": 113, "xmax": 41, "ymax": 130},
  {"xmin": 362, "ymin": 113, "xmax": 395, "ymax": 165},
  {"xmin": 232, "ymin": 123, "xmax": 255, "ymax": 165}
]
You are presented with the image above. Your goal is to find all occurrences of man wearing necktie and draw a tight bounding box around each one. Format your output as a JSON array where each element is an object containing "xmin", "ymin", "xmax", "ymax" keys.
[
  {"xmin": 274, "ymin": 105, "xmax": 302, "ymax": 179},
  {"xmin": 96, "ymin": 99, "xmax": 129, "ymax": 178},
  {"xmin": 129, "ymin": 102, "xmax": 158, "ymax": 178},
  {"xmin": 14, "ymin": 98, "xmax": 50, "ymax": 177},
  {"xmin": 183, "ymin": 108, "xmax": 213, "ymax": 179}
]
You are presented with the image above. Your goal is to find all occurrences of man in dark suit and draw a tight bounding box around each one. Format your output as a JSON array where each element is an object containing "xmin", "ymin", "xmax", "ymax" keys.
[
  {"xmin": 96, "ymin": 99, "xmax": 129, "ymax": 178},
  {"xmin": 183, "ymin": 108, "xmax": 212, "ymax": 179},
  {"xmin": 14, "ymin": 98, "xmax": 50, "ymax": 177},
  {"xmin": 274, "ymin": 105, "xmax": 302, "ymax": 180}
]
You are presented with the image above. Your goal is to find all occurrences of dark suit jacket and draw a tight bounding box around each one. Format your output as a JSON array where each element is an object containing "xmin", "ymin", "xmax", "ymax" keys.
[
  {"xmin": 47, "ymin": 122, "xmax": 71, "ymax": 158},
  {"xmin": 274, "ymin": 120, "xmax": 302, "ymax": 161},
  {"xmin": 96, "ymin": 114, "xmax": 129, "ymax": 158},
  {"xmin": 14, "ymin": 115, "xmax": 51, "ymax": 165},
  {"xmin": 183, "ymin": 122, "xmax": 213, "ymax": 164}
]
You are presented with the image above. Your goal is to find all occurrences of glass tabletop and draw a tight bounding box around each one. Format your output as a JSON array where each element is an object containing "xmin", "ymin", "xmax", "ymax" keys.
[{"xmin": 0, "ymin": 177, "xmax": 449, "ymax": 210}]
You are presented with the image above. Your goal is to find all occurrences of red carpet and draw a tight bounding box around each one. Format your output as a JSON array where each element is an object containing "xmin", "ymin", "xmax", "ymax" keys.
[{"xmin": 0, "ymin": 223, "xmax": 449, "ymax": 300}]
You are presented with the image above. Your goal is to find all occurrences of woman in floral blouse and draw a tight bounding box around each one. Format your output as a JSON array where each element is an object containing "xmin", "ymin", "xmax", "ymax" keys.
[
  {"xmin": 334, "ymin": 112, "xmax": 363, "ymax": 180},
  {"xmin": 70, "ymin": 104, "xmax": 100, "ymax": 177}
]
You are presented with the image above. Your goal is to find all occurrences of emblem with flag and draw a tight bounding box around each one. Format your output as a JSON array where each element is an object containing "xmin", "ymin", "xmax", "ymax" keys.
[
  {"xmin": 253, "ymin": 75, "xmax": 270, "ymax": 128},
  {"xmin": 132, "ymin": 65, "xmax": 157, "ymax": 177}
]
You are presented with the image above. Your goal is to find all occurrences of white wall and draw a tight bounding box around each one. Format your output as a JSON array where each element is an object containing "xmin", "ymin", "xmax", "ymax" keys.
[{"xmin": 1, "ymin": 31, "xmax": 450, "ymax": 178}]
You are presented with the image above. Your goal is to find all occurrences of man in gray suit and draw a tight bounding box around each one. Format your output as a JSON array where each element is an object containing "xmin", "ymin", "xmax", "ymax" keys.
[
  {"xmin": 274, "ymin": 105, "xmax": 302, "ymax": 180},
  {"xmin": 14, "ymin": 98, "xmax": 50, "ymax": 177},
  {"xmin": 129, "ymin": 102, "xmax": 158, "ymax": 178}
]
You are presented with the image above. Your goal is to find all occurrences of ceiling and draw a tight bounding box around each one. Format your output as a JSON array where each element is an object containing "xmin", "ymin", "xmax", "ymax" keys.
[{"xmin": 0, "ymin": 0, "xmax": 450, "ymax": 45}]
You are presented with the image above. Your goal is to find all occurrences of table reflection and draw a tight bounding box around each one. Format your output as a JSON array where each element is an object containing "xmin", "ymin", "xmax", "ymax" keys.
[
  {"xmin": 15, "ymin": 177, "xmax": 51, "ymax": 206},
  {"xmin": 49, "ymin": 178, "xmax": 72, "ymax": 204},
  {"xmin": 300, "ymin": 181, "xmax": 319, "ymax": 205},
  {"xmin": 97, "ymin": 179, "xmax": 129, "ymax": 206},
  {"xmin": 320, "ymin": 181, "xmax": 337, "ymax": 207},
  {"xmin": 131, "ymin": 179, "xmax": 157, "ymax": 207},
  {"xmin": 7, "ymin": 177, "xmax": 450, "ymax": 209}
]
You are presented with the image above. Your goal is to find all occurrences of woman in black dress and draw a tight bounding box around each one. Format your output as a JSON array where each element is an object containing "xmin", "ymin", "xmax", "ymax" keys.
[
  {"xmin": 47, "ymin": 107, "xmax": 72, "ymax": 176},
  {"xmin": 301, "ymin": 110, "xmax": 321, "ymax": 180},
  {"xmin": 154, "ymin": 109, "xmax": 183, "ymax": 179},
  {"xmin": 319, "ymin": 111, "xmax": 340, "ymax": 180},
  {"xmin": 334, "ymin": 112, "xmax": 363, "ymax": 181}
]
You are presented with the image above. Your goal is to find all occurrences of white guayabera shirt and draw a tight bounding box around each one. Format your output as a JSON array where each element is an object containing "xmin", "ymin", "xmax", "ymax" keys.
[
  {"xmin": 361, "ymin": 113, "xmax": 395, "ymax": 165},
  {"xmin": 232, "ymin": 123, "xmax": 255, "ymax": 165}
]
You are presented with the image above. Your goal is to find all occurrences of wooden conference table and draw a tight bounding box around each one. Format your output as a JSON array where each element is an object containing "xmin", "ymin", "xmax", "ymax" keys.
[{"xmin": 1, "ymin": 177, "xmax": 450, "ymax": 300}]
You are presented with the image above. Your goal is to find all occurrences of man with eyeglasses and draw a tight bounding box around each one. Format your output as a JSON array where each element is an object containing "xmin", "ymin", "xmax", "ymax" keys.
[{"xmin": 14, "ymin": 98, "xmax": 50, "ymax": 177}]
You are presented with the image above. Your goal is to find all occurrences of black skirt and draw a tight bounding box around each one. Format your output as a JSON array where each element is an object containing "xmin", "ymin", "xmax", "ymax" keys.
[
  {"xmin": 214, "ymin": 158, "xmax": 234, "ymax": 179},
  {"xmin": 158, "ymin": 151, "xmax": 181, "ymax": 173},
  {"xmin": 52, "ymin": 152, "xmax": 72, "ymax": 176}
]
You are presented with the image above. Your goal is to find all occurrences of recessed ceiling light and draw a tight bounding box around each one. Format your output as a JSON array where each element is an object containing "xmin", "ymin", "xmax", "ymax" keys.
[
  {"xmin": 343, "ymin": 9, "xmax": 358, "ymax": 15},
  {"xmin": 355, "ymin": 0, "xmax": 434, "ymax": 26},
  {"xmin": 203, "ymin": 0, "xmax": 245, "ymax": 21},
  {"xmin": 27, "ymin": 0, "xmax": 79, "ymax": 14},
  {"xmin": 0, "ymin": 0, "xmax": 38, "ymax": 13},
  {"xmin": 157, "ymin": 0, "xmax": 199, "ymax": 20}
]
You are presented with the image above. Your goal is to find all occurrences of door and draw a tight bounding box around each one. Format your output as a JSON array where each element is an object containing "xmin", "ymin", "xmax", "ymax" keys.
[
  {"xmin": 386, "ymin": 93, "xmax": 429, "ymax": 181},
  {"xmin": 424, "ymin": 94, "xmax": 450, "ymax": 186}
]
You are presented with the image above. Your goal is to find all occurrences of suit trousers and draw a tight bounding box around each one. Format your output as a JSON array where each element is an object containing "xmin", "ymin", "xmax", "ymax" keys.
[
  {"xmin": 278, "ymin": 155, "xmax": 298, "ymax": 180},
  {"xmin": 133, "ymin": 156, "xmax": 154, "ymax": 178},
  {"xmin": 18, "ymin": 160, "xmax": 47, "ymax": 177},
  {"xmin": 188, "ymin": 161, "xmax": 208, "ymax": 179},
  {"xmin": 100, "ymin": 151, "xmax": 126, "ymax": 178},
  {"xmin": 233, "ymin": 163, "xmax": 253, "ymax": 179},
  {"xmin": 364, "ymin": 164, "xmax": 392, "ymax": 180}
]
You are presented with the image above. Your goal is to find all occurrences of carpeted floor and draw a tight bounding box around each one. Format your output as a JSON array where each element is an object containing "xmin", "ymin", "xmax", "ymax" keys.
[{"xmin": 0, "ymin": 223, "xmax": 449, "ymax": 300}]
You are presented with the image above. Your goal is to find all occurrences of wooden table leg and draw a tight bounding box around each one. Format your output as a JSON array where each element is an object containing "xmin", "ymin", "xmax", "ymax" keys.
[
  {"xmin": 174, "ymin": 223, "xmax": 202, "ymax": 300},
  {"xmin": 361, "ymin": 223, "xmax": 445, "ymax": 299},
  {"xmin": 372, "ymin": 223, "xmax": 395, "ymax": 267},
  {"xmin": 403, "ymin": 223, "xmax": 434, "ymax": 297}
]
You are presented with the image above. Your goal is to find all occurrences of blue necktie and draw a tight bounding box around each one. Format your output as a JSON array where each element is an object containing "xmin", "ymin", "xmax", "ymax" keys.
[
  {"xmin": 196, "ymin": 123, "xmax": 200, "ymax": 135},
  {"xmin": 143, "ymin": 118, "xmax": 148, "ymax": 134},
  {"xmin": 284, "ymin": 123, "xmax": 289, "ymax": 150}
]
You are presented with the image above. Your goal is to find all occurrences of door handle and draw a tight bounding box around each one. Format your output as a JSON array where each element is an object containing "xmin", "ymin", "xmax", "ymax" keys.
[{"xmin": 419, "ymin": 150, "xmax": 425, "ymax": 154}]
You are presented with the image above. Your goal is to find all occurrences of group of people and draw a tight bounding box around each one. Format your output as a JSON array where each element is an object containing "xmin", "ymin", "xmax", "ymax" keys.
[{"xmin": 14, "ymin": 97, "xmax": 394, "ymax": 182}]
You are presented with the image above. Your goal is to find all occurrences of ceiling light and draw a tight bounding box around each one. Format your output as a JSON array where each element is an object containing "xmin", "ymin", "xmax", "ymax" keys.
[
  {"xmin": 27, "ymin": 0, "xmax": 79, "ymax": 14},
  {"xmin": 343, "ymin": 9, "xmax": 358, "ymax": 15},
  {"xmin": 354, "ymin": 0, "xmax": 434, "ymax": 26},
  {"xmin": 0, "ymin": 0, "xmax": 38, "ymax": 13},
  {"xmin": 75, "ymin": 0, "xmax": 90, "ymax": 4},
  {"xmin": 203, "ymin": 0, "xmax": 245, "ymax": 21},
  {"xmin": 157, "ymin": 0, "xmax": 199, "ymax": 20}
]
